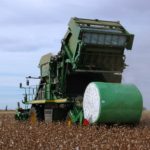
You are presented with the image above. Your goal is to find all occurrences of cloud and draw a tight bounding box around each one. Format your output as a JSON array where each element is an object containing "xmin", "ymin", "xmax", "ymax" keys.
[{"xmin": 0, "ymin": 23, "xmax": 66, "ymax": 52}]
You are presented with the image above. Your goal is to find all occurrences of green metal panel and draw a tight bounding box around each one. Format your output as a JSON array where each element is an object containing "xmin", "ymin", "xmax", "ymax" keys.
[
  {"xmin": 39, "ymin": 53, "xmax": 53, "ymax": 77},
  {"xmin": 41, "ymin": 64, "xmax": 49, "ymax": 77},
  {"xmin": 83, "ymin": 82, "xmax": 143, "ymax": 124},
  {"xmin": 45, "ymin": 83, "xmax": 50, "ymax": 99},
  {"xmin": 68, "ymin": 106, "xmax": 83, "ymax": 123},
  {"xmin": 64, "ymin": 18, "xmax": 83, "ymax": 59},
  {"xmin": 39, "ymin": 53, "xmax": 53, "ymax": 67}
]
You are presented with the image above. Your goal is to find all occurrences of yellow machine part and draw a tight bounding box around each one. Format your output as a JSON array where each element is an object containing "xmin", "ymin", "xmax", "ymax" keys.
[{"xmin": 27, "ymin": 99, "xmax": 67, "ymax": 104}]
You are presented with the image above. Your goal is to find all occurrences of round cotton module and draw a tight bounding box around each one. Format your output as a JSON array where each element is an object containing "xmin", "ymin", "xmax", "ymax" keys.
[
  {"xmin": 83, "ymin": 82, "xmax": 143, "ymax": 124},
  {"xmin": 83, "ymin": 83, "xmax": 100, "ymax": 123}
]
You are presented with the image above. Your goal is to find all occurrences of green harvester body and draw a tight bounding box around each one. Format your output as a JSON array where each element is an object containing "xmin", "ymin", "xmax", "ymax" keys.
[{"xmin": 17, "ymin": 17, "xmax": 143, "ymax": 124}]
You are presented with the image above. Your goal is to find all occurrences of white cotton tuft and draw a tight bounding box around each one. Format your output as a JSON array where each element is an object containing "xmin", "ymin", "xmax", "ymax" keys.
[{"xmin": 83, "ymin": 83, "xmax": 101, "ymax": 123}]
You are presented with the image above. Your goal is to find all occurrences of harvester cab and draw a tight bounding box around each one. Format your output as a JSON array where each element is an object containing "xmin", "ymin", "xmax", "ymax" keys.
[{"xmin": 16, "ymin": 17, "xmax": 143, "ymax": 125}]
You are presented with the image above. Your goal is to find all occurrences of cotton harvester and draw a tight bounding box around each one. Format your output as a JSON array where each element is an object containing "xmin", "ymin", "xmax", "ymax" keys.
[{"xmin": 16, "ymin": 17, "xmax": 143, "ymax": 125}]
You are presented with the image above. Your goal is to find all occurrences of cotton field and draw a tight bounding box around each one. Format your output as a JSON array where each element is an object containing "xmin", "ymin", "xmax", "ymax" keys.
[{"xmin": 0, "ymin": 111, "xmax": 150, "ymax": 150}]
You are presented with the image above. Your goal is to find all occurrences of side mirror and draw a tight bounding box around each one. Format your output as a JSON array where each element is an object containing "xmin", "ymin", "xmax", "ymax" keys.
[
  {"xmin": 19, "ymin": 83, "xmax": 22, "ymax": 88},
  {"xmin": 26, "ymin": 80, "xmax": 29, "ymax": 86}
]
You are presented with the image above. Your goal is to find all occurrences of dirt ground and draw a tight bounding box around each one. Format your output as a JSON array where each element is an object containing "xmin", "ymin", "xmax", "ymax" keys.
[
  {"xmin": 0, "ymin": 110, "xmax": 150, "ymax": 150},
  {"xmin": 0, "ymin": 110, "xmax": 15, "ymax": 114}
]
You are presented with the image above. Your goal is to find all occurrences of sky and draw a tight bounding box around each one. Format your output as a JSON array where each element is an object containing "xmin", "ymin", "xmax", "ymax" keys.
[{"xmin": 0, "ymin": 0, "xmax": 150, "ymax": 109}]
